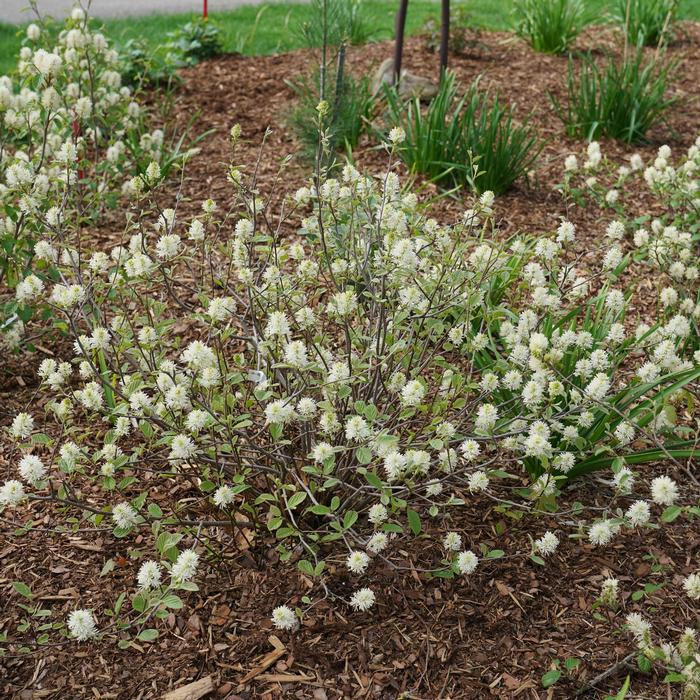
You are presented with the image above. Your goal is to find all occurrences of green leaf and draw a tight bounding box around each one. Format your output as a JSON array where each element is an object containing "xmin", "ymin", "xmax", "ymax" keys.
[
  {"xmin": 297, "ymin": 559, "xmax": 314, "ymax": 576},
  {"xmin": 131, "ymin": 594, "xmax": 146, "ymax": 613},
  {"xmin": 343, "ymin": 510, "xmax": 358, "ymax": 530},
  {"xmin": 288, "ymin": 491, "xmax": 307, "ymax": 509},
  {"xmin": 364, "ymin": 471, "xmax": 384, "ymax": 489},
  {"xmin": 114, "ymin": 591, "xmax": 127, "ymax": 616},
  {"xmin": 137, "ymin": 628, "xmax": 159, "ymax": 642},
  {"xmin": 530, "ymin": 554, "xmax": 545, "ymax": 566},
  {"xmin": 147, "ymin": 503, "xmax": 163, "ymax": 519},
  {"xmin": 12, "ymin": 582, "xmax": 33, "ymax": 599},
  {"xmin": 161, "ymin": 594, "xmax": 183, "ymax": 610},
  {"xmin": 660, "ymin": 505, "xmax": 682, "ymax": 523},
  {"xmin": 486, "ymin": 549, "xmax": 505, "ymax": 559},
  {"xmin": 355, "ymin": 447, "xmax": 372, "ymax": 464},
  {"xmin": 541, "ymin": 670, "xmax": 562, "ymax": 688},
  {"xmin": 564, "ymin": 657, "xmax": 580, "ymax": 671},
  {"xmin": 663, "ymin": 672, "xmax": 686, "ymax": 683},
  {"xmin": 637, "ymin": 653, "xmax": 652, "ymax": 673},
  {"xmin": 407, "ymin": 508, "xmax": 421, "ymax": 536},
  {"xmin": 100, "ymin": 559, "xmax": 115, "ymax": 577}
]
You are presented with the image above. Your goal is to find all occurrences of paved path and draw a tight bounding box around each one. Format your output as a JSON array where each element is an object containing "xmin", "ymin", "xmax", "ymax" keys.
[{"xmin": 1, "ymin": 0, "xmax": 272, "ymax": 24}]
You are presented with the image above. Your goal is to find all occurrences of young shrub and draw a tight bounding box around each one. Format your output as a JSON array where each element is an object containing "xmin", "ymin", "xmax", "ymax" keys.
[
  {"xmin": 615, "ymin": 0, "xmax": 678, "ymax": 47},
  {"xmin": 385, "ymin": 72, "xmax": 541, "ymax": 194},
  {"xmin": 118, "ymin": 39, "xmax": 180, "ymax": 89},
  {"xmin": 0, "ymin": 8, "xmax": 176, "ymax": 336},
  {"xmin": 422, "ymin": 6, "xmax": 481, "ymax": 56},
  {"xmin": 552, "ymin": 47, "xmax": 677, "ymax": 143},
  {"xmin": 289, "ymin": 0, "xmax": 375, "ymax": 165},
  {"xmin": 298, "ymin": 0, "xmax": 375, "ymax": 47},
  {"xmin": 513, "ymin": 0, "xmax": 590, "ymax": 54},
  {"xmin": 167, "ymin": 17, "xmax": 223, "ymax": 65},
  {"xmin": 287, "ymin": 59, "xmax": 375, "ymax": 161}
]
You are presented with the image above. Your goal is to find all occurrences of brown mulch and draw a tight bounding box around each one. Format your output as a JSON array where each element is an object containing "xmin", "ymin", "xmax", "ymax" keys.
[{"xmin": 2, "ymin": 23, "xmax": 700, "ymax": 700}]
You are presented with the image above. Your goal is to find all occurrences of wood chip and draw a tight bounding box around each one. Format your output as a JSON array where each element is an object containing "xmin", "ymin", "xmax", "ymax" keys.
[{"xmin": 162, "ymin": 676, "xmax": 214, "ymax": 700}]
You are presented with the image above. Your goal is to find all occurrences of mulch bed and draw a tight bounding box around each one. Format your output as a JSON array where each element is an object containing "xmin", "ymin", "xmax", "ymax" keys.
[{"xmin": 2, "ymin": 22, "xmax": 700, "ymax": 700}]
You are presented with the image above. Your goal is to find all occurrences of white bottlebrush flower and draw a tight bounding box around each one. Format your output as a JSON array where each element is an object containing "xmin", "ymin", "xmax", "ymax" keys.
[
  {"xmin": 534, "ymin": 531, "xmax": 559, "ymax": 556},
  {"xmin": 475, "ymin": 404, "xmax": 498, "ymax": 433},
  {"xmin": 326, "ymin": 290, "xmax": 358, "ymax": 317},
  {"xmin": 0, "ymin": 480, "xmax": 26, "ymax": 506},
  {"xmin": 207, "ymin": 297, "xmax": 235, "ymax": 322},
  {"xmin": 626, "ymin": 612, "xmax": 651, "ymax": 646},
  {"xmin": 264, "ymin": 399, "xmax": 295, "ymax": 425},
  {"xmin": 456, "ymin": 551, "xmax": 479, "ymax": 575},
  {"xmin": 650, "ymin": 475, "xmax": 678, "ymax": 506},
  {"xmin": 368, "ymin": 503, "xmax": 387, "ymax": 525},
  {"xmin": 600, "ymin": 577, "xmax": 619, "ymax": 607},
  {"xmin": 400, "ymin": 379, "xmax": 425, "ymax": 407},
  {"xmin": 460, "ymin": 439, "xmax": 481, "ymax": 462},
  {"xmin": 683, "ymin": 573, "xmax": 700, "ymax": 600},
  {"xmin": 345, "ymin": 415, "xmax": 370, "ymax": 442},
  {"xmin": 556, "ymin": 220, "xmax": 575, "ymax": 243},
  {"xmin": 283, "ymin": 340, "xmax": 308, "ymax": 368},
  {"xmin": 137, "ymin": 560, "xmax": 163, "ymax": 590},
  {"xmin": 311, "ymin": 442, "xmax": 334, "ymax": 463},
  {"xmin": 67, "ymin": 609, "xmax": 98, "ymax": 641},
  {"xmin": 112, "ymin": 502, "xmax": 138, "ymax": 529},
  {"xmin": 265, "ymin": 311, "xmax": 290, "ymax": 337},
  {"xmin": 367, "ymin": 532, "xmax": 389, "ymax": 553},
  {"xmin": 614, "ymin": 422, "xmax": 635, "ymax": 446},
  {"xmin": 467, "ymin": 471, "xmax": 489, "ymax": 493},
  {"xmin": 271, "ymin": 605, "xmax": 298, "ymax": 630},
  {"xmin": 16, "ymin": 274, "xmax": 45, "ymax": 303},
  {"xmin": 169, "ymin": 434, "xmax": 196, "ymax": 461},
  {"xmin": 443, "ymin": 532, "xmax": 462, "ymax": 551},
  {"xmin": 349, "ymin": 587, "xmax": 376, "ymax": 611},
  {"xmin": 26, "ymin": 23, "xmax": 41, "ymax": 40},
  {"xmin": 18, "ymin": 455, "xmax": 46, "ymax": 485},
  {"xmin": 346, "ymin": 550, "xmax": 370, "ymax": 575},
  {"xmin": 626, "ymin": 500, "xmax": 651, "ymax": 526},
  {"xmin": 213, "ymin": 485, "xmax": 236, "ymax": 508},
  {"xmin": 588, "ymin": 519, "xmax": 618, "ymax": 546},
  {"xmin": 11, "ymin": 412, "xmax": 34, "ymax": 439},
  {"xmin": 296, "ymin": 397, "xmax": 317, "ymax": 420},
  {"xmin": 584, "ymin": 373, "xmax": 611, "ymax": 401},
  {"xmin": 388, "ymin": 126, "xmax": 405, "ymax": 144},
  {"xmin": 188, "ymin": 219, "xmax": 205, "ymax": 241},
  {"xmin": 564, "ymin": 155, "xmax": 578, "ymax": 171},
  {"xmin": 613, "ymin": 467, "xmax": 635, "ymax": 494},
  {"xmin": 171, "ymin": 548, "xmax": 199, "ymax": 582},
  {"xmin": 185, "ymin": 410, "xmax": 210, "ymax": 433}
]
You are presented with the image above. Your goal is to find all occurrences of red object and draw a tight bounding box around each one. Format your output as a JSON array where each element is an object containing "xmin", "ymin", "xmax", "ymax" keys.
[{"xmin": 203, "ymin": 0, "xmax": 208, "ymax": 18}]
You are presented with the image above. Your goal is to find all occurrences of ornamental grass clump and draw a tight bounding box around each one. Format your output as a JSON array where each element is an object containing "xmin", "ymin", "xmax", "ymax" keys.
[
  {"xmin": 552, "ymin": 46, "xmax": 677, "ymax": 143},
  {"xmin": 385, "ymin": 72, "xmax": 541, "ymax": 194},
  {"xmin": 513, "ymin": 0, "xmax": 590, "ymax": 54},
  {"xmin": 615, "ymin": 0, "xmax": 678, "ymax": 47}
]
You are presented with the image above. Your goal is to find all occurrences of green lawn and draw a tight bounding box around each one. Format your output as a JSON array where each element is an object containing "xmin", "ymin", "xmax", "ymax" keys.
[{"xmin": 1, "ymin": 0, "xmax": 699, "ymax": 76}]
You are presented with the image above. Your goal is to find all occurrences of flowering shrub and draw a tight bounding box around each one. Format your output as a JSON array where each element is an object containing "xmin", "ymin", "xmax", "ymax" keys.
[
  {"xmin": 0, "ymin": 7, "xmax": 698, "ymax": 661},
  {"xmin": 601, "ymin": 572, "xmax": 700, "ymax": 699},
  {"xmin": 561, "ymin": 139, "xmax": 700, "ymax": 354},
  {"xmin": 0, "ymin": 7, "xmax": 187, "ymax": 344}
]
